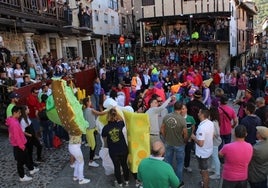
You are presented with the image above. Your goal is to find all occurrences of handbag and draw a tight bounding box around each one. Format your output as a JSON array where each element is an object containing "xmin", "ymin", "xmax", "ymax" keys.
[{"xmin": 53, "ymin": 135, "xmax": 62, "ymax": 148}]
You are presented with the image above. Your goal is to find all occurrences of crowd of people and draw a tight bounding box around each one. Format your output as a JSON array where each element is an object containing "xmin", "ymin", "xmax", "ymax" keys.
[{"xmin": 3, "ymin": 51, "xmax": 268, "ymax": 188}]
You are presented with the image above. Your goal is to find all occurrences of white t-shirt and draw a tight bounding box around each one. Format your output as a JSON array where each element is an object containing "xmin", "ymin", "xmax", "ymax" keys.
[
  {"xmin": 195, "ymin": 119, "xmax": 214, "ymax": 158},
  {"xmin": 14, "ymin": 69, "xmax": 24, "ymax": 84},
  {"xmin": 219, "ymin": 72, "xmax": 225, "ymax": 84},
  {"xmin": 20, "ymin": 118, "xmax": 31, "ymax": 132}
]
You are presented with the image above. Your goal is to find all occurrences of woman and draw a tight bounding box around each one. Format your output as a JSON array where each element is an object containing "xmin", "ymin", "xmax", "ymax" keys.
[
  {"xmin": 20, "ymin": 105, "xmax": 44, "ymax": 164},
  {"xmin": 82, "ymin": 97, "xmax": 106, "ymax": 167},
  {"xmin": 102, "ymin": 108, "xmax": 129, "ymax": 187},
  {"xmin": 68, "ymin": 133, "xmax": 90, "ymax": 184},
  {"xmin": 209, "ymin": 107, "xmax": 222, "ymax": 180}
]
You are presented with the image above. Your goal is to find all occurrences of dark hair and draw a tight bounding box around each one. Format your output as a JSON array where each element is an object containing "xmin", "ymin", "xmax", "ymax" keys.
[
  {"xmin": 245, "ymin": 102, "xmax": 256, "ymax": 114},
  {"xmin": 82, "ymin": 97, "xmax": 90, "ymax": 107},
  {"xmin": 41, "ymin": 94, "xmax": 48, "ymax": 103},
  {"xmin": 209, "ymin": 107, "xmax": 219, "ymax": 122},
  {"xmin": 220, "ymin": 95, "xmax": 228, "ymax": 104},
  {"xmin": 174, "ymin": 101, "xmax": 183, "ymax": 111},
  {"xmin": 199, "ymin": 108, "xmax": 210, "ymax": 119},
  {"xmin": 31, "ymin": 87, "xmax": 38, "ymax": 93},
  {"xmin": 11, "ymin": 105, "xmax": 21, "ymax": 114},
  {"xmin": 18, "ymin": 106, "xmax": 29, "ymax": 124},
  {"xmin": 148, "ymin": 98, "xmax": 157, "ymax": 106},
  {"xmin": 109, "ymin": 90, "xmax": 117, "ymax": 100},
  {"xmin": 235, "ymin": 124, "xmax": 247, "ymax": 138}
]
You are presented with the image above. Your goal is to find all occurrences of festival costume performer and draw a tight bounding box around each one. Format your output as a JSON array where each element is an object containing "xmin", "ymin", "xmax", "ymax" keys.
[
  {"xmin": 47, "ymin": 79, "xmax": 90, "ymax": 185},
  {"xmin": 102, "ymin": 108, "xmax": 130, "ymax": 187},
  {"xmin": 82, "ymin": 97, "xmax": 106, "ymax": 167}
]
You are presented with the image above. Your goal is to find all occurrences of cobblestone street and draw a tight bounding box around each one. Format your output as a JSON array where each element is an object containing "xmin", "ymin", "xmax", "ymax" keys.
[{"xmin": 0, "ymin": 130, "xmax": 224, "ymax": 188}]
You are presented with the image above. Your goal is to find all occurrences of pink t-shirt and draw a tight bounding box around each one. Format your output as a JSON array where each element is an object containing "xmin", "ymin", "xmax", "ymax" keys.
[
  {"xmin": 219, "ymin": 104, "xmax": 236, "ymax": 135},
  {"xmin": 220, "ymin": 141, "xmax": 253, "ymax": 181}
]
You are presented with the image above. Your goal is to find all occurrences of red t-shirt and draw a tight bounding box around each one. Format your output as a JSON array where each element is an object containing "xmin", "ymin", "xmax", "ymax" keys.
[{"xmin": 26, "ymin": 94, "xmax": 42, "ymax": 118}]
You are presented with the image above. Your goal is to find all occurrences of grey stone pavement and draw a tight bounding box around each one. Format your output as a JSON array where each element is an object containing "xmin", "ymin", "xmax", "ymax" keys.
[
  {"xmin": 0, "ymin": 129, "xmax": 223, "ymax": 188},
  {"xmin": 0, "ymin": 102, "xmax": 242, "ymax": 188}
]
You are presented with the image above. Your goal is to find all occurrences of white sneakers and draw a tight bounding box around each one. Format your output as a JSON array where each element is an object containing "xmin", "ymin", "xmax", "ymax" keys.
[
  {"xmin": 88, "ymin": 161, "xmax": 99, "ymax": 167},
  {"xmin": 93, "ymin": 155, "xmax": 100, "ymax": 160},
  {"xmin": 30, "ymin": 167, "xmax": 39, "ymax": 175},
  {"xmin": 19, "ymin": 175, "xmax": 32, "ymax": 182},
  {"xmin": 209, "ymin": 174, "xmax": 221, "ymax": 179},
  {"xmin": 79, "ymin": 178, "xmax": 91, "ymax": 184},
  {"xmin": 184, "ymin": 166, "xmax": 192, "ymax": 172}
]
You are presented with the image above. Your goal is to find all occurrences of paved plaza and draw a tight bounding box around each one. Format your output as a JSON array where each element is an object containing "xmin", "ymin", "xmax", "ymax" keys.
[{"xmin": 0, "ymin": 129, "xmax": 223, "ymax": 188}]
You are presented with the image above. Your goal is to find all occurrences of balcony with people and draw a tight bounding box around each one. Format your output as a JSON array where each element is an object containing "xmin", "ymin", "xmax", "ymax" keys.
[
  {"xmin": 143, "ymin": 17, "xmax": 230, "ymax": 48},
  {"xmin": 0, "ymin": 0, "xmax": 67, "ymax": 25}
]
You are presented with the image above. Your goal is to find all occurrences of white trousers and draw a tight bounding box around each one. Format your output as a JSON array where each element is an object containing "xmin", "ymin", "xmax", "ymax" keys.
[{"xmin": 68, "ymin": 144, "xmax": 84, "ymax": 180}]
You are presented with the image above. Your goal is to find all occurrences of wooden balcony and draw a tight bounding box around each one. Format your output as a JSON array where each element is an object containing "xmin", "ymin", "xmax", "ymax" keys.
[{"xmin": 0, "ymin": 0, "xmax": 69, "ymax": 32}]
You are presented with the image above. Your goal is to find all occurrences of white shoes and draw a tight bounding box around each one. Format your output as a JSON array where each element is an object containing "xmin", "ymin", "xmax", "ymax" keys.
[
  {"xmin": 184, "ymin": 166, "xmax": 192, "ymax": 172},
  {"xmin": 93, "ymin": 155, "xmax": 100, "ymax": 160},
  {"xmin": 30, "ymin": 167, "xmax": 39, "ymax": 175},
  {"xmin": 20, "ymin": 175, "xmax": 33, "ymax": 182},
  {"xmin": 79, "ymin": 178, "xmax": 91, "ymax": 184},
  {"xmin": 207, "ymin": 168, "xmax": 215, "ymax": 173},
  {"xmin": 209, "ymin": 174, "xmax": 221, "ymax": 179},
  {"xmin": 88, "ymin": 161, "xmax": 99, "ymax": 167}
]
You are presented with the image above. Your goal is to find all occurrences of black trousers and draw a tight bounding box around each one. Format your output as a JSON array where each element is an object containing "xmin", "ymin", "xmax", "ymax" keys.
[
  {"xmin": 13, "ymin": 146, "xmax": 34, "ymax": 178},
  {"xmin": 184, "ymin": 141, "xmax": 193, "ymax": 167},
  {"xmin": 110, "ymin": 152, "xmax": 129, "ymax": 184},
  {"xmin": 26, "ymin": 136, "xmax": 42, "ymax": 162}
]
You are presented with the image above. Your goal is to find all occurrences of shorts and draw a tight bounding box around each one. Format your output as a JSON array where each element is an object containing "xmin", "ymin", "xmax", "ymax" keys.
[{"xmin": 196, "ymin": 156, "xmax": 209, "ymax": 170}]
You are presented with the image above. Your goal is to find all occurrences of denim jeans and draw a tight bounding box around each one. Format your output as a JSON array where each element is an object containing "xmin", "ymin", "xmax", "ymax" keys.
[
  {"xmin": 41, "ymin": 120, "xmax": 54, "ymax": 148},
  {"xmin": 211, "ymin": 146, "xmax": 221, "ymax": 175},
  {"xmin": 164, "ymin": 144, "xmax": 185, "ymax": 181}
]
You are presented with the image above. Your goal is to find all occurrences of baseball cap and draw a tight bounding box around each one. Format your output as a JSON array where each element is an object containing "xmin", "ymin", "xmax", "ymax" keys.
[{"xmin": 9, "ymin": 92, "xmax": 20, "ymax": 99}]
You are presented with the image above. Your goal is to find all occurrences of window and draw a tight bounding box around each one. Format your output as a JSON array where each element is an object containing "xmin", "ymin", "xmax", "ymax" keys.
[
  {"xmin": 109, "ymin": 0, "xmax": 118, "ymax": 10},
  {"xmin": 111, "ymin": 16, "xmax": 115, "ymax": 25},
  {"xmin": 120, "ymin": 0, "xmax": 124, "ymax": 7},
  {"xmin": 104, "ymin": 13, "xmax": 108, "ymax": 24},
  {"xmin": 94, "ymin": 10, "xmax": 99, "ymax": 21},
  {"xmin": 122, "ymin": 16, "xmax": 126, "ymax": 28},
  {"xmin": 142, "ymin": 0, "xmax": 155, "ymax": 6}
]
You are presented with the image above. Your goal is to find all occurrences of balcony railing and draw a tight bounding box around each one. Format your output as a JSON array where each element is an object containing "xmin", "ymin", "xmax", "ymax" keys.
[{"xmin": 0, "ymin": 0, "xmax": 65, "ymax": 20}]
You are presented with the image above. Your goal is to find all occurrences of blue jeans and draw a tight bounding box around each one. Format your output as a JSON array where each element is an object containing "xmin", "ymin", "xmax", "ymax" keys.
[
  {"xmin": 41, "ymin": 120, "xmax": 54, "ymax": 148},
  {"xmin": 211, "ymin": 146, "xmax": 221, "ymax": 175},
  {"xmin": 94, "ymin": 94, "xmax": 100, "ymax": 111},
  {"xmin": 164, "ymin": 144, "xmax": 185, "ymax": 181}
]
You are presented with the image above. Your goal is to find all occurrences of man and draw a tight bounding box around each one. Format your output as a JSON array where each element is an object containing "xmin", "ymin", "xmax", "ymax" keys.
[
  {"xmin": 6, "ymin": 92, "xmax": 20, "ymax": 117},
  {"xmin": 161, "ymin": 102, "xmax": 187, "ymax": 186},
  {"xmin": 240, "ymin": 102, "xmax": 262, "ymax": 145},
  {"xmin": 26, "ymin": 87, "xmax": 42, "ymax": 138},
  {"xmin": 255, "ymin": 97, "xmax": 268, "ymax": 127},
  {"xmin": 219, "ymin": 125, "xmax": 253, "ymax": 188},
  {"xmin": 5, "ymin": 106, "xmax": 39, "ymax": 181},
  {"xmin": 138, "ymin": 141, "xmax": 181, "ymax": 188},
  {"xmin": 218, "ymin": 95, "xmax": 238, "ymax": 150},
  {"xmin": 191, "ymin": 108, "xmax": 214, "ymax": 188},
  {"xmin": 186, "ymin": 90, "xmax": 206, "ymax": 127},
  {"xmin": 146, "ymin": 96, "xmax": 174, "ymax": 145},
  {"xmin": 248, "ymin": 126, "xmax": 268, "ymax": 188},
  {"xmin": 236, "ymin": 88, "xmax": 255, "ymax": 122}
]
